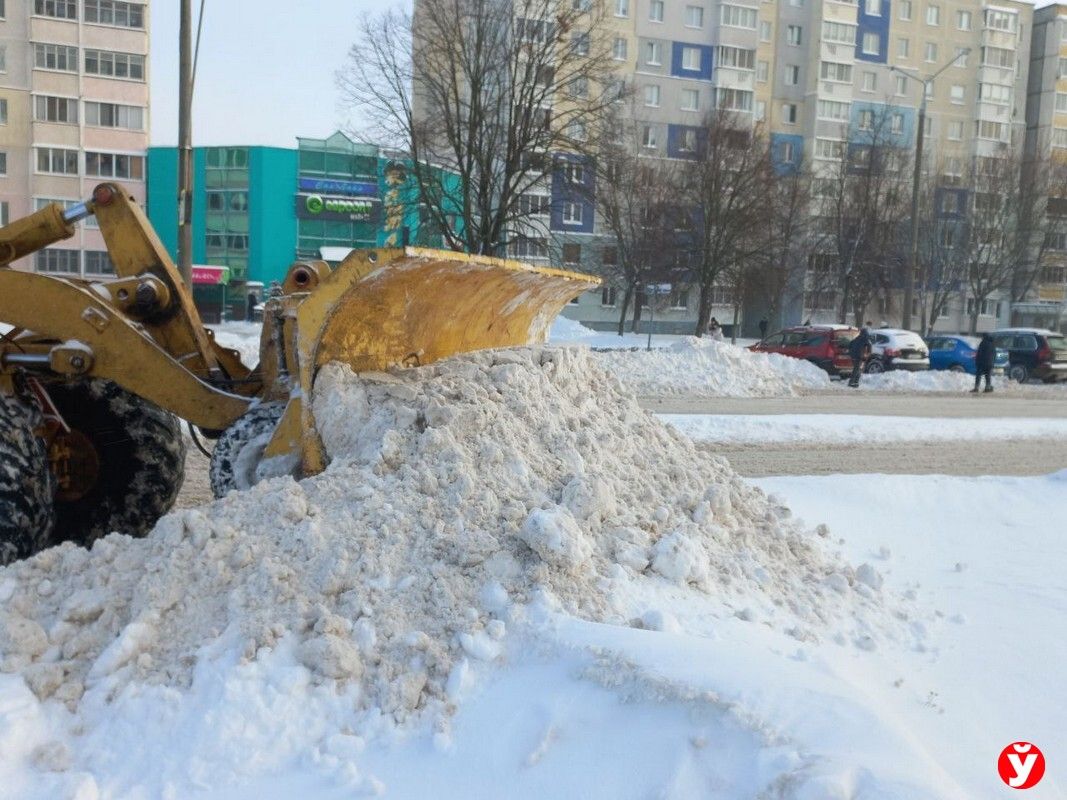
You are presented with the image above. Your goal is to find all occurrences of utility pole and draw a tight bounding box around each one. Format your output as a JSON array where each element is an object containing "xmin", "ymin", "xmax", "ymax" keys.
[{"xmin": 177, "ymin": 0, "xmax": 194, "ymax": 285}]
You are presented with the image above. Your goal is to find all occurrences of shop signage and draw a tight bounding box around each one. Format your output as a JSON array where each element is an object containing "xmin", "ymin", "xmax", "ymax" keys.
[
  {"xmin": 295, "ymin": 193, "xmax": 381, "ymax": 222},
  {"xmin": 298, "ymin": 177, "xmax": 378, "ymax": 197}
]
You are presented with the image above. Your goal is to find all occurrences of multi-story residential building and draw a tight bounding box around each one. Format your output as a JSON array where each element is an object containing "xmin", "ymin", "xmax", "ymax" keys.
[{"xmin": 0, "ymin": 0, "xmax": 149, "ymax": 276}]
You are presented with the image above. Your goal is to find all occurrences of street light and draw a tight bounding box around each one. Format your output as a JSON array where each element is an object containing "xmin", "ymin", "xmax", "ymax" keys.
[{"xmin": 890, "ymin": 48, "xmax": 970, "ymax": 332}]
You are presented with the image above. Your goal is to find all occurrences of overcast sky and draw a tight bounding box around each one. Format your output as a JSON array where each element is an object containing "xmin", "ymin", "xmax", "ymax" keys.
[{"xmin": 150, "ymin": 1, "xmax": 385, "ymax": 148}]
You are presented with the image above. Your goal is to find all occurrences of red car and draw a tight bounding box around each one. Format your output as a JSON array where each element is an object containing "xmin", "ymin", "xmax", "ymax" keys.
[{"xmin": 749, "ymin": 325, "xmax": 861, "ymax": 377}]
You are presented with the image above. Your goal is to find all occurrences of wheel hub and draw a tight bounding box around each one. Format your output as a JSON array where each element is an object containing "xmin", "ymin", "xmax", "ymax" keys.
[{"xmin": 48, "ymin": 428, "xmax": 101, "ymax": 502}]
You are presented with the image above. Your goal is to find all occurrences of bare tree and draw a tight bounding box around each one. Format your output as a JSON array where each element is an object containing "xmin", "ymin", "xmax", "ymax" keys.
[
  {"xmin": 913, "ymin": 159, "xmax": 970, "ymax": 333},
  {"xmin": 339, "ymin": 0, "xmax": 621, "ymax": 256},
  {"xmin": 685, "ymin": 111, "xmax": 773, "ymax": 336},
  {"xmin": 1009, "ymin": 152, "xmax": 1067, "ymax": 309}
]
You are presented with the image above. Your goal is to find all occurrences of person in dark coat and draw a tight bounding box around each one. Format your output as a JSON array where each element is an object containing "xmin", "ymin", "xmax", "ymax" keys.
[
  {"xmin": 847, "ymin": 327, "xmax": 872, "ymax": 388},
  {"xmin": 758, "ymin": 318, "xmax": 768, "ymax": 340},
  {"xmin": 972, "ymin": 332, "xmax": 996, "ymax": 393}
]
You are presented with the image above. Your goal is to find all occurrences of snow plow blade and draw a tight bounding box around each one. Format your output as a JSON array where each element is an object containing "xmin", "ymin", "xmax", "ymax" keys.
[{"xmin": 263, "ymin": 247, "xmax": 600, "ymax": 475}]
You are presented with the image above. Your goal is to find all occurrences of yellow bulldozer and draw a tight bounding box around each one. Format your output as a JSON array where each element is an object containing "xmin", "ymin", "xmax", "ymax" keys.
[{"xmin": 0, "ymin": 183, "xmax": 598, "ymax": 565}]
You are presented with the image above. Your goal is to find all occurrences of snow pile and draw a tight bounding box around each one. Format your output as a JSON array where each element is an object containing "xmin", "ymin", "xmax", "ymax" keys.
[
  {"xmin": 596, "ymin": 336, "xmax": 831, "ymax": 398},
  {"xmin": 0, "ymin": 347, "xmax": 896, "ymax": 728},
  {"xmin": 208, "ymin": 321, "xmax": 261, "ymax": 367},
  {"xmin": 548, "ymin": 315, "xmax": 597, "ymax": 342}
]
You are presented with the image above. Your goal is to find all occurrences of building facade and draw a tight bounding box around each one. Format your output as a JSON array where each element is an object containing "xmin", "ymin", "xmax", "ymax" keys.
[{"xmin": 0, "ymin": 0, "xmax": 149, "ymax": 275}]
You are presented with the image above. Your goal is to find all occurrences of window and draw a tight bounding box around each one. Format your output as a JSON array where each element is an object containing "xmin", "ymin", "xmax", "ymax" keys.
[
  {"xmin": 862, "ymin": 32, "xmax": 879, "ymax": 55},
  {"xmin": 678, "ymin": 128, "xmax": 697, "ymax": 152},
  {"xmin": 85, "ymin": 151, "xmax": 145, "ymax": 180},
  {"xmin": 571, "ymin": 32, "xmax": 590, "ymax": 55},
  {"xmin": 85, "ymin": 102, "xmax": 144, "ymax": 130},
  {"xmin": 721, "ymin": 5, "xmax": 758, "ymax": 29},
  {"xmin": 601, "ymin": 286, "xmax": 618, "ymax": 307},
  {"xmin": 759, "ymin": 20, "xmax": 772, "ymax": 41},
  {"xmin": 1056, "ymin": 92, "xmax": 1067, "ymax": 113},
  {"xmin": 562, "ymin": 162, "xmax": 584, "ymax": 184},
  {"xmin": 645, "ymin": 41, "xmax": 662, "ymax": 65},
  {"xmin": 814, "ymin": 138, "xmax": 845, "ymax": 159},
  {"xmin": 33, "ymin": 95, "xmax": 78, "ymax": 123},
  {"xmin": 1046, "ymin": 233, "xmax": 1067, "ymax": 252},
  {"xmin": 858, "ymin": 109, "xmax": 875, "ymax": 130},
  {"xmin": 612, "ymin": 37, "xmax": 627, "ymax": 60},
  {"xmin": 954, "ymin": 47, "xmax": 969, "ymax": 67},
  {"xmin": 984, "ymin": 9, "xmax": 1016, "ymax": 32},
  {"xmin": 84, "ymin": 0, "xmax": 144, "ymax": 28},
  {"xmin": 681, "ymin": 47, "xmax": 701, "ymax": 70},
  {"xmin": 644, "ymin": 84, "xmax": 660, "ymax": 106},
  {"xmin": 979, "ymin": 83, "xmax": 1011, "ymax": 104},
  {"xmin": 685, "ymin": 5, "xmax": 704, "ymax": 27},
  {"xmin": 35, "ymin": 250, "xmax": 80, "ymax": 274},
  {"xmin": 516, "ymin": 17, "xmax": 550, "ymax": 42},
  {"xmin": 34, "ymin": 43, "xmax": 79, "ymax": 72},
  {"xmin": 0, "ymin": 99, "xmax": 6, "ymax": 125},
  {"xmin": 862, "ymin": 71, "xmax": 877, "ymax": 92},
  {"xmin": 925, "ymin": 42, "xmax": 937, "ymax": 62},
  {"xmin": 780, "ymin": 141, "xmax": 796, "ymax": 163},
  {"xmin": 865, "ymin": 0, "xmax": 881, "ymax": 15},
  {"xmin": 568, "ymin": 77, "xmax": 588, "ymax": 98},
  {"xmin": 649, "ymin": 0, "xmax": 664, "ymax": 21},
  {"xmin": 756, "ymin": 60, "xmax": 769, "ymax": 81},
  {"xmin": 983, "ymin": 47, "xmax": 1013, "ymax": 68},
  {"xmin": 716, "ymin": 88, "xmax": 753, "ymax": 111},
  {"xmin": 785, "ymin": 65, "xmax": 799, "ymax": 85},
  {"xmin": 0, "ymin": 152, "xmax": 5, "ymax": 175},
  {"xmin": 890, "ymin": 113, "xmax": 904, "ymax": 133},
  {"xmin": 669, "ymin": 288, "xmax": 689, "ymax": 310},
  {"xmin": 642, "ymin": 124, "xmax": 657, "ymax": 148},
  {"xmin": 897, "ymin": 38, "xmax": 910, "ymax": 58},
  {"xmin": 562, "ymin": 203, "xmax": 583, "ymax": 225},
  {"xmin": 615, "ymin": 0, "xmax": 629, "ymax": 16},
  {"xmin": 976, "ymin": 120, "xmax": 1005, "ymax": 140},
  {"xmin": 820, "ymin": 61, "xmax": 852, "ymax": 82},
  {"xmin": 755, "ymin": 100, "xmax": 766, "ymax": 121},
  {"xmin": 895, "ymin": 74, "xmax": 908, "ymax": 95},
  {"xmin": 782, "ymin": 103, "xmax": 798, "ymax": 123},
  {"xmin": 34, "ymin": 0, "xmax": 76, "ymax": 19},
  {"xmin": 947, "ymin": 120, "xmax": 963, "ymax": 140},
  {"xmin": 509, "ymin": 238, "xmax": 548, "ymax": 260},
  {"xmin": 717, "ymin": 46, "xmax": 754, "ymax": 70},
  {"xmin": 898, "ymin": 0, "xmax": 911, "ymax": 20},
  {"xmin": 681, "ymin": 88, "xmax": 700, "ymax": 110},
  {"xmin": 956, "ymin": 10, "xmax": 971, "ymax": 30},
  {"xmin": 787, "ymin": 25, "xmax": 802, "ymax": 45},
  {"xmin": 816, "ymin": 99, "xmax": 850, "ymax": 120},
  {"xmin": 84, "ymin": 251, "xmax": 115, "ymax": 275},
  {"xmin": 926, "ymin": 4, "xmax": 939, "ymax": 25},
  {"xmin": 950, "ymin": 84, "xmax": 964, "ymax": 104},
  {"xmin": 821, "ymin": 21, "xmax": 856, "ymax": 45},
  {"xmin": 0, "ymin": 202, "xmax": 6, "ymax": 226}
]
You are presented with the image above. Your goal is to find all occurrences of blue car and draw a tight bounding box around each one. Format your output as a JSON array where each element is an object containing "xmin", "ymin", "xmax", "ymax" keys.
[{"xmin": 925, "ymin": 335, "xmax": 1009, "ymax": 375}]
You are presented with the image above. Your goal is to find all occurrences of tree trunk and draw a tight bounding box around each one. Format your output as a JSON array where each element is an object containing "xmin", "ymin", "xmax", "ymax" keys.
[
  {"xmin": 969, "ymin": 309, "xmax": 979, "ymax": 335},
  {"xmin": 730, "ymin": 301, "xmax": 740, "ymax": 344},
  {"xmin": 617, "ymin": 284, "xmax": 634, "ymax": 337},
  {"xmin": 694, "ymin": 284, "xmax": 712, "ymax": 337},
  {"xmin": 631, "ymin": 290, "xmax": 643, "ymax": 333}
]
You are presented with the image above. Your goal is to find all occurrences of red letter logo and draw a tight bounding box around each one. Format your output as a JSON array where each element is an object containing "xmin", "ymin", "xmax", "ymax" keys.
[{"xmin": 998, "ymin": 742, "xmax": 1045, "ymax": 789}]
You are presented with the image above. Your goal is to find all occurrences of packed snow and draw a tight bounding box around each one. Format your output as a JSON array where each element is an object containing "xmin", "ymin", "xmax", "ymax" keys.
[
  {"xmin": 661, "ymin": 413, "xmax": 1067, "ymax": 445},
  {"xmin": 0, "ymin": 346, "xmax": 922, "ymax": 799}
]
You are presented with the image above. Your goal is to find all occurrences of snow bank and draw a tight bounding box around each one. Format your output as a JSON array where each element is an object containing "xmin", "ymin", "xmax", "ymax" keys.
[
  {"xmin": 0, "ymin": 346, "xmax": 914, "ymax": 797},
  {"xmin": 548, "ymin": 315, "xmax": 597, "ymax": 342},
  {"xmin": 596, "ymin": 336, "xmax": 831, "ymax": 398}
]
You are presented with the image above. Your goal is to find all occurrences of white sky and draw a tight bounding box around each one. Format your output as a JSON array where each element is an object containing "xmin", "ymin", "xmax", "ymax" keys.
[{"xmin": 150, "ymin": 0, "xmax": 385, "ymax": 148}]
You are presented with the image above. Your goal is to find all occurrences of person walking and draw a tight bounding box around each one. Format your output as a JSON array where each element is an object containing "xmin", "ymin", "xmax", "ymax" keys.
[
  {"xmin": 972, "ymin": 332, "xmax": 996, "ymax": 394},
  {"xmin": 758, "ymin": 318, "xmax": 768, "ymax": 340},
  {"xmin": 848, "ymin": 327, "xmax": 872, "ymax": 388},
  {"xmin": 707, "ymin": 317, "xmax": 724, "ymax": 341}
]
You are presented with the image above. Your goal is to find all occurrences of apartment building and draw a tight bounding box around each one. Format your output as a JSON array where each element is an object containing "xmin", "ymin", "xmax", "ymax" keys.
[{"xmin": 0, "ymin": 0, "xmax": 148, "ymax": 275}]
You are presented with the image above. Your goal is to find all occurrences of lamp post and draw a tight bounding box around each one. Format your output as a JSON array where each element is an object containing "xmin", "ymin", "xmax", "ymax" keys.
[{"xmin": 890, "ymin": 49, "xmax": 970, "ymax": 332}]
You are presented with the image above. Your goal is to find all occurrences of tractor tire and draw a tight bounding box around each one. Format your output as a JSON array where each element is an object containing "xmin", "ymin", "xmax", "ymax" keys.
[
  {"xmin": 209, "ymin": 403, "xmax": 288, "ymax": 498},
  {"xmin": 0, "ymin": 392, "xmax": 56, "ymax": 566},
  {"xmin": 47, "ymin": 380, "xmax": 186, "ymax": 548}
]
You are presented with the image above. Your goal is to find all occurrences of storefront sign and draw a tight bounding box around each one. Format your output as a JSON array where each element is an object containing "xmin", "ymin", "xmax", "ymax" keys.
[
  {"xmin": 298, "ymin": 177, "xmax": 378, "ymax": 197},
  {"xmin": 191, "ymin": 265, "xmax": 230, "ymax": 285},
  {"xmin": 295, "ymin": 193, "xmax": 381, "ymax": 222}
]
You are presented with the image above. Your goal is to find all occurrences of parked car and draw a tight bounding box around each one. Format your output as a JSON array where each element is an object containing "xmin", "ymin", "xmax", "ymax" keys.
[
  {"xmin": 749, "ymin": 325, "xmax": 860, "ymax": 376},
  {"xmin": 925, "ymin": 334, "xmax": 1008, "ymax": 375},
  {"xmin": 991, "ymin": 328, "xmax": 1067, "ymax": 383},
  {"xmin": 865, "ymin": 328, "xmax": 930, "ymax": 373}
]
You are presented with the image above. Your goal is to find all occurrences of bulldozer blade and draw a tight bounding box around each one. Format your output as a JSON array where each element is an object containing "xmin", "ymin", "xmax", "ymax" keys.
[{"xmin": 267, "ymin": 247, "xmax": 599, "ymax": 476}]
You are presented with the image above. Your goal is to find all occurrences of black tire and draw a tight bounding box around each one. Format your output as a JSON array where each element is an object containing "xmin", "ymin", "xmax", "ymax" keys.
[
  {"xmin": 948, "ymin": 364, "xmax": 966, "ymax": 373},
  {"xmin": 47, "ymin": 380, "xmax": 186, "ymax": 547},
  {"xmin": 209, "ymin": 403, "xmax": 287, "ymax": 498},
  {"xmin": 1008, "ymin": 364, "xmax": 1029, "ymax": 383},
  {"xmin": 0, "ymin": 392, "xmax": 56, "ymax": 566},
  {"xmin": 864, "ymin": 358, "xmax": 886, "ymax": 374}
]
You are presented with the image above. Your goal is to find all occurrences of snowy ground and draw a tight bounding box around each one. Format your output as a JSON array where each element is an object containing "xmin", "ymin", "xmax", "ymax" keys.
[{"xmin": 661, "ymin": 412, "xmax": 1067, "ymax": 445}]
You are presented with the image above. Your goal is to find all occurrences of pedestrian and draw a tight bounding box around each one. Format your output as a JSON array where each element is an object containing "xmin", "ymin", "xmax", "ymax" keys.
[
  {"xmin": 972, "ymin": 332, "xmax": 996, "ymax": 394},
  {"xmin": 707, "ymin": 317, "xmax": 723, "ymax": 341},
  {"xmin": 848, "ymin": 327, "xmax": 872, "ymax": 388},
  {"xmin": 245, "ymin": 291, "xmax": 258, "ymax": 322},
  {"xmin": 758, "ymin": 318, "xmax": 768, "ymax": 340}
]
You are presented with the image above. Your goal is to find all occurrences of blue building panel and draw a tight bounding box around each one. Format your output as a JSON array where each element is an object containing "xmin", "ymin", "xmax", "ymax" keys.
[
  {"xmin": 550, "ymin": 153, "xmax": 596, "ymax": 234},
  {"xmin": 670, "ymin": 42, "xmax": 714, "ymax": 80},
  {"xmin": 666, "ymin": 125, "xmax": 707, "ymax": 159},
  {"xmin": 848, "ymin": 101, "xmax": 914, "ymax": 147},
  {"xmin": 855, "ymin": 0, "xmax": 890, "ymax": 63},
  {"xmin": 770, "ymin": 133, "xmax": 803, "ymax": 175}
]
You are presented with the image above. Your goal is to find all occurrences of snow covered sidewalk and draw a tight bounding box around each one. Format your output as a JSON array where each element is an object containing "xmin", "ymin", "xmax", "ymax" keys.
[{"xmin": 661, "ymin": 413, "xmax": 1067, "ymax": 445}]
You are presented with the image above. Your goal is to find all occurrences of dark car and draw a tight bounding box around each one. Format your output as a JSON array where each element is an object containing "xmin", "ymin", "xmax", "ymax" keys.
[
  {"xmin": 925, "ymin": 334, "xmax": 1009, "ymax": 375},
  {"xmin": 991, "ymin": 328, "xmax": 1067, "ymax": 383},
  {"xmin": 750, "ymin": 325, "xmax": 860, "ymax": 376}
]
